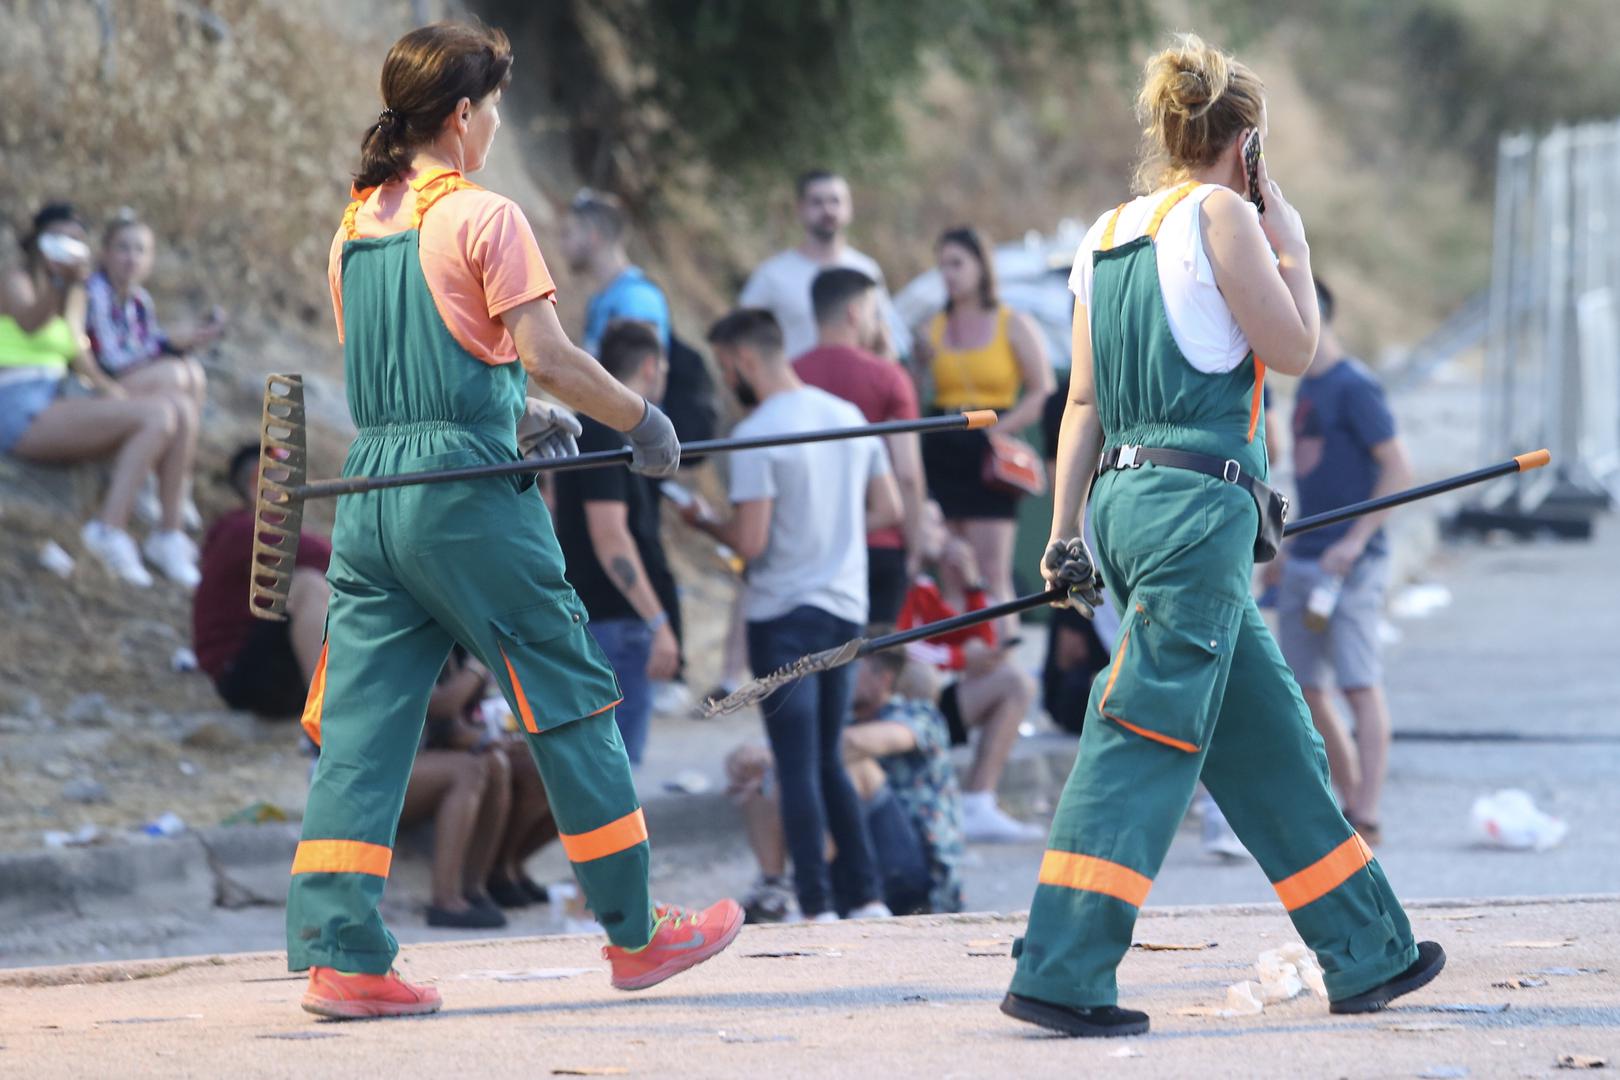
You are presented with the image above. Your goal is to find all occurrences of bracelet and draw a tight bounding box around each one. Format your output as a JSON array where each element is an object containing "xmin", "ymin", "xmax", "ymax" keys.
[{"xmin": 644, "ymin": 610, "xmax": 669, "ymax": 632}]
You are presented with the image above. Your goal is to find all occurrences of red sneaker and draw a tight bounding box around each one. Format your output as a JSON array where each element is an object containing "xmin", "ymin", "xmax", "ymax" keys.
[
  {"xmin": 301, "ymin": 966, "xmax": 443, "ymax": 1020},
  {"xmin": 604, "ymin": 900, "xmax": 744, "ymax": 991}
]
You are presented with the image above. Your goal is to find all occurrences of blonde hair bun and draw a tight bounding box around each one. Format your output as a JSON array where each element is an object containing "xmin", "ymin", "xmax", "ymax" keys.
[{"xmin": 1133, "ymin": 33, "xmax": 1263, "ymax": 193}]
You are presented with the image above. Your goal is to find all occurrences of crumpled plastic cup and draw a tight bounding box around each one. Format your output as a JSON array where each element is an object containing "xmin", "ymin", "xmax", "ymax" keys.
[{"xmin": 1471, "ymin": 789, "xmax": 1568, "ymax": 851}]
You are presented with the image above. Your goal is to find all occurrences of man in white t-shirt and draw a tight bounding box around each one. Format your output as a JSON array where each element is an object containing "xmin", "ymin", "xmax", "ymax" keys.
[
  {"xmin": 683, "ymin": 308, "xmax": 903, "ymax": 922},
  {"xmin": 739, "ymin": 170, "xmax": 912, "ymax": 361}
]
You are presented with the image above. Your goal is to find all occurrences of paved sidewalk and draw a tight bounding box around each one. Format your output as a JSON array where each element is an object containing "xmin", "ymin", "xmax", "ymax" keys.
[{"xmin": 3, "ymin": 897, "xmax": 1617, "ymax": 1078}]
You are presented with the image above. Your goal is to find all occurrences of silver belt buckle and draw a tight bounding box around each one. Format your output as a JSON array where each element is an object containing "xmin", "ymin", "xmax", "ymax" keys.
[
  {"xmin": 1222, "ymin": 459, "xmax": 1241, "ymax": 483},
  {"xmin": 1115, "ymin": 445, "xmax": 1141, "ymax": 470}
]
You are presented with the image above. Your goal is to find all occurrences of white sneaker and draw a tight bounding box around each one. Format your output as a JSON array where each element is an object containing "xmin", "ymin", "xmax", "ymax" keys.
[
  {"xmin": 807, "ymin": 910, "xmax": 840, "ymax": 924},
  {"xmin": 961, "ymin": 793, "xmax": 1044, "ymax": 843},
  {"xmin": 81, "ymin": 522, "xmax": 153, "ymax": 588},
  {"xmin": 651, "ymin": 680, "xmax": 693, "ymax": 716},
  {"xmin": 1199, "ymin": 794, "xmax": 1252, "ymax": 861},
  {"xmin": 845, "ymin": 902, "xmax": 892, "ymax": 920},
  {"xmin": 142, "ymin": 530, "xmax": 201, "ymax": 589},
  {"xmin": 181, "ymin": 496, "xmax": 203, "ymax": 533},
  {"xmin": 132, "ymin": 477, "xmax": 162, "ymax": 526}
]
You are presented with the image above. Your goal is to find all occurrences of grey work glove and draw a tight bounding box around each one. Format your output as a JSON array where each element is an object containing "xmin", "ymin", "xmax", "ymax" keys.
[
  {"xmin": 625, "ymin": 399, "xmax": 681, "ymax": 478},
  {"xmin": 517, "ymin": 398, "xmax": 583, "ymax": 460},
  {"xmin": 1042, "ymin": 537, "xmax": 1105, "ymax": 619}
]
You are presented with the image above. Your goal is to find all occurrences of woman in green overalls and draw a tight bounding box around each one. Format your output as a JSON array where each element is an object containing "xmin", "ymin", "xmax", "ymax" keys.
[
  {"xmin": 289, "ymin": 22, "xmax": 741, "ymax": 1020},
  {"xmin": 1000, "ymin": 34, "xmax": 1444, "ymax": 1038}
]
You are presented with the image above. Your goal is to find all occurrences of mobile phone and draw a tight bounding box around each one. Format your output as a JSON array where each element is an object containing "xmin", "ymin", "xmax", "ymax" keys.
[{"xmin": 1242, "ymin": 130, "xmax": 1266, "ymax": 216}]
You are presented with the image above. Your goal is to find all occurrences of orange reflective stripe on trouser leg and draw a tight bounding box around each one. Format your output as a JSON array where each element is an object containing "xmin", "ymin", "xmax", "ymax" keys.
[
  {"xmin": 1272, "ymin": 833, "xmax": 1374, "ymax": 911},
  {"xmin": 500, "ymin": 646, "xmax": 541, "ymax": 734},
  {"xmin": 291, "ymin": 838, "xmax": 393, "ymax": 877},
  {"xmin": 559, "ymin": 808, "xmax": 649, "ymax": 863},
  {"xmin": 1248, "ymin": 358, "xmax": 1267, "ymax": 442},
  {"xmin": 300, "ymin": 641, "xmax": 329, "ymax": 747},
  {"xmin": 1038, "ymin": 850, "xmax": 1153, "ymax": 907},
  {"xmin": 1096, "ymin": 627, "xmax": 1201, "ymax": 754}
]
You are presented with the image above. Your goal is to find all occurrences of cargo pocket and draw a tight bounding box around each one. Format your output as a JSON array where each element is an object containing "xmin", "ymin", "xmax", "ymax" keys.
[
  {"xmin": 1096, "ymin": 589, "xmax": 1240, "ymax": 753},
  {"xmin": 491, "ymin": 593, "xmax": 622, "ymax": 734}
]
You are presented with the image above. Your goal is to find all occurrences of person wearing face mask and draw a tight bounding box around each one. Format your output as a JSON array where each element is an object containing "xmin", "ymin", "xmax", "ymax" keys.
[
  {"xmin": 1001, "ymin": 34, "xmax": 1442, "ymax": 1038},
  {"xmin": 85, "ymin": 208, "xmax": 225, "ymax": 532},
  {"xmin": 738, "ymin": 169, "xmax": 911, "ymax": 361},
  {"xmin": 0, "ymin": 203, "xmax": 198, "ymax": 587},
  {"xmin": 290, "ymin": 21, "xmax": 740, "ymax": 1021}
]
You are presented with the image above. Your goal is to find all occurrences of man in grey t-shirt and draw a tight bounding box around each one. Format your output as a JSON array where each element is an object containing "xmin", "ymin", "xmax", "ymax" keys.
[
  {"xmin": 739, "ymin": 170, "xmax": 911, "ymax": 361},
  {"xmin": 684, "ymin": 309, "xmax": 902, "ymax": 922}
]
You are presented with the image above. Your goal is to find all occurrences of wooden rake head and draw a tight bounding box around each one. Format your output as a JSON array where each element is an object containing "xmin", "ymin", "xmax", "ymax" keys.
[{"xmin": 249, "ymin": 374, "xmax": 308, "ymax": 621}]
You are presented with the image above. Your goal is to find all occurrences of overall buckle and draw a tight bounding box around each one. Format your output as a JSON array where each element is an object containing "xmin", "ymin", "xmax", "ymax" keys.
[
  {"xmin": 1221, "ymin": 459, "xmax": 1241, "ymax": 483},
  {"xmin": 1115, "ymin": 445, "xmax": 1142, "ymax": 470}
]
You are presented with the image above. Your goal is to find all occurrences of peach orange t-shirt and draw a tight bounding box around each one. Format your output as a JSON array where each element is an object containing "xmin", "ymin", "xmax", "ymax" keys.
[{"xmin": 327, "ymin": 169, "xmax": 556, "ymax": 366}]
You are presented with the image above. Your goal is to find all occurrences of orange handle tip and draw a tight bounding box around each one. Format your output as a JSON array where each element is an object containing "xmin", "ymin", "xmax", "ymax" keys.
[
  {"xmin": 1514, "ymin": 449, "xmax": 1552, "ymax": 472},
  {"xmin": 963, "ymin": 410, "xmax": 999, "ymax": 430}
]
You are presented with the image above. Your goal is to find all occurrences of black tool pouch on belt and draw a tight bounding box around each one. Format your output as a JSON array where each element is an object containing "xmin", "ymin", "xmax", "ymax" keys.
[{"xmin": 1099, "ymin": 444, "xmax": 1288, "ymax": 564}]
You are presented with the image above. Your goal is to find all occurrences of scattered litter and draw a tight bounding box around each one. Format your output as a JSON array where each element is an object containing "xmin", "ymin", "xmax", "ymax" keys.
[
  {"xmin": 455, "ymin": 968, "xmax": 597, "ymax": 982},
  {"xmin": 170, "ymin": 647, "xmax": 198, "ymax": 673},
  {"xmin": 1420, "ymin": 912, "xmax": 1485, "ymax": 922},
  {"xmin": 1133, "ymin": 941, "xmax": 1215, "ymax": 952},
  {"xmin": 1533, "ymin": 967, "xmax": 1606, "ymax": 977},
  {"xmin": 258, "ymin": 1031, "xmax": 342, "ymax": 1040},
  {"xmin": 61, "ymin": 777, "xmax": 109, "ymax": 804},
  {"xmin": 718, "ymin": 1031, "xmax": 795, "ymax": 1044},
  {"xmin": 178, "ymin": 760, "xmax": 198, "ymax": 777},
  {"xmin": 663, "ymin": 770, "xmax": 712, "ymax": 795},
  {"xmin": 1427, "ymin": 1003, "xmax": 1509, "ymax": 1014},
  {"xmin": 1389, "ymin": 583, "xmax": 1452, "ymax": 620},
  {"xmin": 141, "ymin": 812, "xmax": 187, "ymax": 838},
  {"xmin": 1505, "ymin": 940, "xmax": 1575, "ymax": 950},
  {"xmin": 742, "ymin": 948, "xmax": 843, "ymax": 959},
  {"xmin": 551, "ymin": 1069, "xmax": 628, "ymax": 1077},
  {"xmin": 39, "ymin": 540, "xmax": 75, "ymax": 578},
  {"xmin": 966, "ymin": 939, "xmax": 1012, "ymax": 950},
  {"xmin": 1556, "ymin": 1053, "xmax": 1608, "ymax": 1070},
  {"xmin": 1257, "ymin": 944, "xmax": 1323, "ymax": 1002},
  {"xmin": 98, "ymin": 1014, "xmax": 203, "ymax": 1025},
  {"xmin": 1418, "ymin": 1067, "xmax": 1468, "ymax": 1079},
  {"xmin": 1223, "ymin": 981, "xmax": 1265, "ymax": 1016},
  {"xmin": 1492, "ymin": 977, "xmax": 1548, "ymax": 990},
  {"xmin": 967, "ymin": 948, "xmax": 1008, "ymax": 957},
  {"xmin": 221, "ymin": 802, "xmax": 289, "ymax": 826},
  {"xmin": 1107, "ymin": 1045, "xmax": 1142, "ymax": 1059},
  {"xmin": 1173, "ymin": 1006, "xmax": 1226, "ymax": 1018},
  {"xmin": 1471, "ymin": 789, "xmax": 1568, "ymax": 851},
  {"xmin": 42, "ymin": 825, "xmax": 104, "ymax": 848},
  {"xmin": 1386, "ymin": 1022, "xmax": 1463, "ymax": 1033}
]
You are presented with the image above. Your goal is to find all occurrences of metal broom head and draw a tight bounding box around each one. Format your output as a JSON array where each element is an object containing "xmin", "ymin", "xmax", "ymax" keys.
[{"xmin": 249, "ymin": 374, "xmax": 309, "ymax": 621}]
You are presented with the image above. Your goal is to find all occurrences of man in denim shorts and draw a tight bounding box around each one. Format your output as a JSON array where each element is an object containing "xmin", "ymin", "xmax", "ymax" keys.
[{"xmin": 1275, "ymin": 280, "xmax": 1413, "ymax": 846}]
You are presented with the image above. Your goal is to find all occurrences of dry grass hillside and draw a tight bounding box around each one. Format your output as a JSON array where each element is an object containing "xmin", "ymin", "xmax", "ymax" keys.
[{"xmin": 0, "ymin": 0, "xmax": 1561, "ymax": 848}]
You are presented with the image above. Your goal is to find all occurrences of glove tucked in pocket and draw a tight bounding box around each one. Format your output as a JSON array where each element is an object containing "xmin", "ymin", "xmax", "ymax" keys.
[{"xmin": 1093, "ymin": 589, "xmax": 1241, "ymax": 753}]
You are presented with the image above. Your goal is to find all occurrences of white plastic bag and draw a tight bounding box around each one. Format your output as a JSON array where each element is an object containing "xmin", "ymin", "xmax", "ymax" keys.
[{"xmin": 1471, "ymin": 789, "xmax": 1568, "ymax": 851}]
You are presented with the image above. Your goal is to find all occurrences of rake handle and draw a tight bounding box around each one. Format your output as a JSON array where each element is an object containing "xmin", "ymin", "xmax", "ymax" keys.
[
  {"xmin": 289, "ymin": 411, "xmax": 998, "ymax": 501},
  {"xmin": 1282, "ymin": 449, "xmax": 1550, "ymax": 538}
]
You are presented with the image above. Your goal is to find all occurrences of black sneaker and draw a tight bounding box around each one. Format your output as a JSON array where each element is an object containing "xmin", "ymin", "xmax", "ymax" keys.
[
  {"xmin": 486, "ymin": 876, "xmax": 533, "ymax": 909},
  {"xmin": 517, "ymin": 874, "xmax": 551, "ymax": 905},
  {"xmin": 1000, "ymin": 993, "xmax": 1150, "ymax": 1037},
  {"xmin": 427, "ymin": 902, "xmax": 507, "ymax": 930},
  {"xmin": 1329, "ymin": 941, "xmax": 1446, "ymax": 1014}
]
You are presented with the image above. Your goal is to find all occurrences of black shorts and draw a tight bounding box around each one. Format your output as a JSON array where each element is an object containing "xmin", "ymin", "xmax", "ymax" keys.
[
  {"xmin": 867, "ymin": 546, "xmax": 908, "ymax": 627},
  {"xmin": 939, "ymin": 682, "xmax": 969, "ymax": 746},
  {"xmin": 214, "ymin": 619, "xmax": 307, "ymax": 719},
  {"xmin": 922, "ymin": 425, "xmax": 1022, "ymax": 521}
]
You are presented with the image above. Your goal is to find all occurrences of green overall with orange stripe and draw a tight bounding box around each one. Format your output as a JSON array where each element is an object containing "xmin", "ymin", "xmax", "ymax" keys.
[
  {"xmin": 287, "ymin": 171, "xmax": 654, "ymax": 974},
  {"xmin": 1009, "ymin": 183, "xmax": 1418, "ymax": 1007}
]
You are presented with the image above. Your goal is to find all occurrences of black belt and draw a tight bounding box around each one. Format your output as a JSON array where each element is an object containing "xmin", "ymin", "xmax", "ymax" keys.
[{"xmin": 1097, "ymin": 444, "xmax": 1289, "ymax": 562}]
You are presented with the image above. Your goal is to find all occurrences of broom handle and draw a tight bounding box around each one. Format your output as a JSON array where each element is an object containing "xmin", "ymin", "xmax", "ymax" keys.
[
  {"xmin": 862, "ymin": 450, "xmax": 1554, "ymax": 653},
  {"xmin": 290, "ymin": 411, "xmax": 998, "ymax": 500}
]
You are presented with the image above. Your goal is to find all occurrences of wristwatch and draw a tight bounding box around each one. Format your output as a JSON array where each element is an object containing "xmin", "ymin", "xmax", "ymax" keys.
[{"xmin": 645, "ymin": 610, "xmax": 670, "ymax": 632}]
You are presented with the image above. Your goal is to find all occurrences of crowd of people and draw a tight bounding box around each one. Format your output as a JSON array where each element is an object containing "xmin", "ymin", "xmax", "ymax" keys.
[{"xmin": 5, "ymin": 159, "xmax": 1410, "ymax": 928}]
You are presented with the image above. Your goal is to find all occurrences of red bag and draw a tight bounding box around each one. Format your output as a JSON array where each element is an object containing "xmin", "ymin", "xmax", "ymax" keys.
[{"xmin": 982, "ymin": 432, "xmax": 1047, "ymax": 497}]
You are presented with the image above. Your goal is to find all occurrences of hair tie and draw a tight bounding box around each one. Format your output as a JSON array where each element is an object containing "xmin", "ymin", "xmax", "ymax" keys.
[{"xmin": 378, "ymin": 107, "xmax": 399, "ymax": 129}]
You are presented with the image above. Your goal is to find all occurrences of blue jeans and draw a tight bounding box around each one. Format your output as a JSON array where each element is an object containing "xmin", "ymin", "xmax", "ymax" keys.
[
  {"xmin": 588, "ymin": 617, "xmax": 653, "ymax": 766},
  {"xmin": 746, "ymin": 605, "xmax": 880, "ymax": 917}
]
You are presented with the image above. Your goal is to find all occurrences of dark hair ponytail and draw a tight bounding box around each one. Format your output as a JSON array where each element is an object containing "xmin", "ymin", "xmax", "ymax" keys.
[{"xmin": 354, "ymin": 21, "xmax": 514, "ymax": 190}]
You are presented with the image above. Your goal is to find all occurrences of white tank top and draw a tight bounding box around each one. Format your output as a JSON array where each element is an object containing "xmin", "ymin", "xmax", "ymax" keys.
[{"xmin": 1067, "ymin": 183, "xmax": 1261, "ymax": 375}]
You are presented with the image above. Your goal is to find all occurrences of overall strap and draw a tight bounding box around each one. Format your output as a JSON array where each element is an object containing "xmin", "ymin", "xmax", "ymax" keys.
[
  {"xmin": 342, "ymin": 182, "xmax": 378, "ymax": 242},
  {"xmin": 339, "ymin": 168, "xmax": 485, "ymax": 240},
  {"xmin": 1098, "ymin": 203, "xmax": 1127, "ymax": 251},
  {"xmin": 1144, "ymin": 180, "xmax": 1201, "ymax": 241}
]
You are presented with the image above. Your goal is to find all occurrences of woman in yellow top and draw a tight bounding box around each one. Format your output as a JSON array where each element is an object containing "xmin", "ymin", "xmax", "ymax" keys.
[
  {"xmin": 0, "ymin": 204, "xmax": 198, "ymax": 588},
  {"xmin": 916, "ymin": 226, "xmax": 1054, "ymax": 627}
]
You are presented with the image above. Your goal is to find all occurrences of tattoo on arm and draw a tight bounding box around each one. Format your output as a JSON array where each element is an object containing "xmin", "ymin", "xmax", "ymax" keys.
[{"xmin": 608, "ymin": 554, "xmax": 639, "ymax": 592}]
